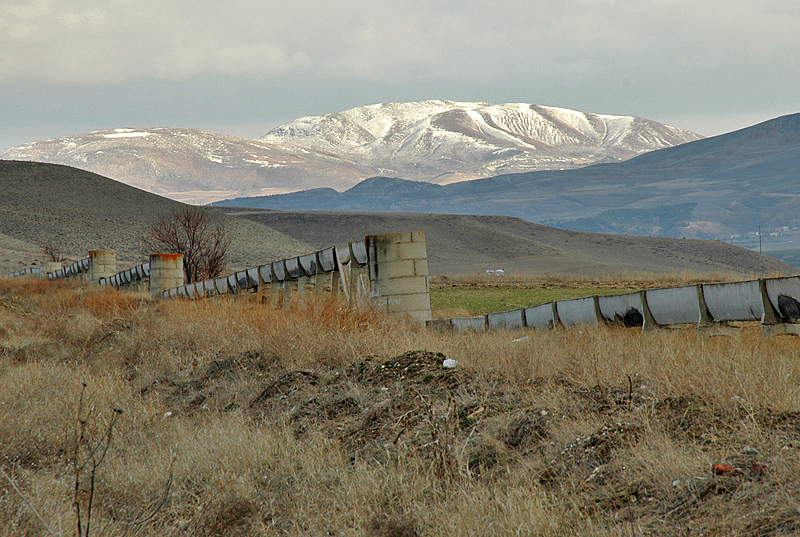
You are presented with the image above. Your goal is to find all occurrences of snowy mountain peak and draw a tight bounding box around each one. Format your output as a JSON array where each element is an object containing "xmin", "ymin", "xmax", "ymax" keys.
[
  {"xmin": 260, "ymin": 101, "xmax": 702, "ymax": 180},
  {"xmin": 0, "ymin": 101, "xmax": 702, "ymax": 203}
]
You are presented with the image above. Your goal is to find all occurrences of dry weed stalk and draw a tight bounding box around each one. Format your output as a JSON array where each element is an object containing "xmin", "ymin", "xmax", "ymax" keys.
[{"xmin": 72, "ymin": 383, "xmax": 122, "ymax": 537}]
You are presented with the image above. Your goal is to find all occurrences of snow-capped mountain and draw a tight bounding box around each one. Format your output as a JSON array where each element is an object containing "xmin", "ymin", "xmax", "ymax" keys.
[
  {"xmin": 260, "ymin": 100, "xmax": 702, "ymax": 181},
  {"xmin": 1, "ymin": 101, "xmax": 701, "ymax": 203},
  {"xmin": 0, "ymin": 127, "xmax": 373, "ymax": 204}
]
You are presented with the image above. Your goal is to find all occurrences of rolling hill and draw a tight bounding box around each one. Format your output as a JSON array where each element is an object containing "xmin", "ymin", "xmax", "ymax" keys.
[
  {"xmin": 0, "ymin": 160, "xmax": 312, "ymax": 275},
  {"xmin": 1, "ymin": 160, "xmax": 793, "ymax": 277},
  {"xmin": 222, "ymin": 209, "xmax": 794, "ymax": 276}
]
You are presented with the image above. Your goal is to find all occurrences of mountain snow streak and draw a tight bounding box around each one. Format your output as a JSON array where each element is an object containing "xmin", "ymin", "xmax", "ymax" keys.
[{"xmin": 260, "ymin": 100, "xmax": 702, "ymax": 180}]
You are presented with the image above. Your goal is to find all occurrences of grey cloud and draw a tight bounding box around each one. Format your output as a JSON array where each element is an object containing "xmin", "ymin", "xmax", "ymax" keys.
[{"xmin": 0, "ymin": 0, "xmax": 798, "ymax": 149}]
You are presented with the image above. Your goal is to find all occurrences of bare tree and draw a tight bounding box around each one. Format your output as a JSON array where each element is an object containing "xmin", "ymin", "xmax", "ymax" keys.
[
  {"xmin": 41, "ymin": 242, "xmax": 66, "ymax": 262},
  {"xmin": 143, "ymin": 206, "xmax": 231, "ymax": 283}
]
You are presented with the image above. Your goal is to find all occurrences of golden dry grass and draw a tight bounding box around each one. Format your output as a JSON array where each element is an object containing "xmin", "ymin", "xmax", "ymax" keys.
[{"xmin": 1, "ymin": 276, "xmax": 800, "ymax": 536}]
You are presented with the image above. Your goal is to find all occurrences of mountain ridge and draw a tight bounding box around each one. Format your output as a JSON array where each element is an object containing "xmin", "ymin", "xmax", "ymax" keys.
[
  {"xmin": 260, "ymin": 100, "xmax": 702, "ymax": 181},
  {"xmin": 0, "ymin": 101, "xmax": 701, "ymax": 204},
  {"xmin": 216, "ymin": 113, "xmax": 800, "ymax": 243}
]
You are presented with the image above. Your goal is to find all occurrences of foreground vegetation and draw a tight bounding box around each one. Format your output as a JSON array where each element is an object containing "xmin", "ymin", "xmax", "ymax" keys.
[{"xmin": 1, "ymin": 277, "xmax": 800, "ymax": 536}]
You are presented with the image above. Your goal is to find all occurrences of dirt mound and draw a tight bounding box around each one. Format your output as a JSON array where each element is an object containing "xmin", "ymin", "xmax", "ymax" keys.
[{"xmin": 140, "ymin": 348, "xmax": 800, "ymax": 536}]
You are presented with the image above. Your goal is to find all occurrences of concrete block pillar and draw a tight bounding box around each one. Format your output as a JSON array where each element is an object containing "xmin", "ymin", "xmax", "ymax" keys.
[
  {"xmin": 88, "ymin": 250, "xmax": 116, "ymax": 284},
  {"xmin": 149, "ymin": 254, "xmax": 184, "ymax": 299},
  {"xmin": 40, "ymin": 261, "xmax": 61, "ymax": 278},
  {"xmin": 366, "ymin": 231, "xmax": 432, "ymax": 325},
  {"xmin": 297, "ymin": 275, "xmax": 309, "ymax": 300}
]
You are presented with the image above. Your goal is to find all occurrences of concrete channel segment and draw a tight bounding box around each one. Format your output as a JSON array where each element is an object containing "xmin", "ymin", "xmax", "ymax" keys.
[
  {"xmin": 451, "ymin": 316, "xmax": 487, "ymax": 331},
  {"xmin": 525, "ymin": 302, "xmax": 558, "ymax": 330},
  {"xmin": 487, "ymin": 308, "xmax": 526, "ymax": 330},
  {"xmin": 557, "ymin": 296, "xmax": 601, "ymax": 327},
  {"xmin": 701, "ymin": 280, "xmax": 763, "ymax": 322},
  {"xmin": 598, "ymin": 292, "xmax": 648, "ymax": 328},
  {"xmin": 644, "ymin": 285, "xmax": 700, "ymax": 326}
]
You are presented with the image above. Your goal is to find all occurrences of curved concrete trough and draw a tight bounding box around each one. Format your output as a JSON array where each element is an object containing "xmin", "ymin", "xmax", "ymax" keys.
[
  {"xmin": 227, "ymin": 274, "xmax": 238, "ymax": 292},
  {"xmin": 318, "ymin": 248, "xmax": 336, "ymax": 272},
  {"xmin": 598, "ymin": 292, "xmax": 646, "ymax": 328},
  {"xmin": 258, "ymin": 264, "xmax": 272, "ymax": 284},
  {"xmin": 214, "ymin": 277, "xmax": 230, "ymax": 295},
  {"xmin": 525, "ymin": 302, "xmax": 558, "ymax": 330},
  {"xmin": 272, "ymin": 261, "xmax": 286, "ymax": 282},
  {"xmin": 350, "ymin": 241, "xmax": 368, "ymax": 266},
  {"xmin": 764, "ymin": 276, "xmax": 800, "ymax": 322},
  {"xmin": 451, "ymin": 316, "xmax": 487, "ymax": 332},
  {"xmin": 487, "ymin": 308, "xmax": 526, "ymax": 330},
  {"xmin": 645, "ymin": 285, "xmax": 700, "ymax": 326},
  {"xmin": 702, "ymin": 280, "xmax": 763, "ymax": 322},
  {"xmin": 556, "ymin": 296, "xmax": 600, "ymax": 327},
  {"xmin": 299, "ymin": 253, "xmax": 318, "ymax": 276}
]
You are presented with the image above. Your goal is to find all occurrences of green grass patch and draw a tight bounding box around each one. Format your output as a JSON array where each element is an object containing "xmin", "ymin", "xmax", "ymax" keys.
[{"xmin": 430, "ymin": 287, "xmax": 633, "ymax": 316}]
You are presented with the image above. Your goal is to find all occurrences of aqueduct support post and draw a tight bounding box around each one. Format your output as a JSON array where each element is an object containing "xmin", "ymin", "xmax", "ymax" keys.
[
  {"xmin": 150, "ymin": 254, "xmax": 184, "ymax": 299},
  {"xmin": 88, "ymin": 250, "xmax": 116, "ymax": 284},
  {"xmin": 366, "ymin": 231, "xmax": 431, "ymax": 325}
]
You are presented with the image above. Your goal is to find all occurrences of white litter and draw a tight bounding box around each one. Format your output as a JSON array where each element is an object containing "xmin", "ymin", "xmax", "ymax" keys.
[
  {"xmin": 512, "ymin": 336, "xmax": 530, "ymax": 343},
  {"xmin": 442, "ymin": 359, "xmax": 458, "ymax": 369}
]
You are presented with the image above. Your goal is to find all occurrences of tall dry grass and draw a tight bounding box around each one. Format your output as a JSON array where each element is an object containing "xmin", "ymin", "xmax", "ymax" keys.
[{"xmin": 2, "ymin": 277, "xmax": 800, "ymax": 535}]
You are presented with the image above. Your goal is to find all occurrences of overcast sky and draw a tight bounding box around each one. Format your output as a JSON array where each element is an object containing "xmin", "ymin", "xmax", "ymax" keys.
[{"xmin": 2, "ymin": 0, "xmax": 799, "ymax": 150}]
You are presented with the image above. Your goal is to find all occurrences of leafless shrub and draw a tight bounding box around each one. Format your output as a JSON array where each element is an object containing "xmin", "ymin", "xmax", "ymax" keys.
[
  {"xmin": 41, "ymin": 243, "xmax": 66, "ymax": 263},
  {"xmin": 142, "ymin": 206, "xmax": 230, "ymax": 283}
]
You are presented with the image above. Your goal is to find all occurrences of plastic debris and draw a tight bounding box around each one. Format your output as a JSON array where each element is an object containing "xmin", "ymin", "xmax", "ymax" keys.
[
  {"xmin": 712, "ymin": 463, "xmax": 734, "ymax": 475},
  {"xmin": 442, "ymin": 359, "xmax": 458, "ymax": 369},
  {"xmin": 750, "ymin": 461, "xmax": 768, "ymax": 476}
]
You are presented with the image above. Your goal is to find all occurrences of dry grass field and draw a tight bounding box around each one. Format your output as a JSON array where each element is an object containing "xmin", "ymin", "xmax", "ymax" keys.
[{"xmin": 2, "ymin": 276, "xmax": 800, "ymax": 536}]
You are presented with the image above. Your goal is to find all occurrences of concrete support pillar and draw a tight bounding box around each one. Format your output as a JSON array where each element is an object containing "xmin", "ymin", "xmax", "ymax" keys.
[
  {"xmin": 330, "ymin": 271, "xmax": 342, "ymax": 298},
  {"xmin": 297, "ymin": 275, "xmax": 309, "ymax": 300},
  {"xmin": 149, "ymin": 254, "xmax": 184, "ymax": 299},
  {"xmin": 283, "ymin": 281, "xmax": 294, "ymax": 307},
  {"xmin": 40, "ymin": 261, "xmax": 61, "ymax": 278},
  {"xmin": 269, "ymin": 281, "xmax": 280, "ymax": 305},
  {"xmin": 349, "ymin": 265, "xmax": 368, "ymax": 306},
  {"xmin": 88, "ymin": 250, "xmax": 116, "ymax": 284},
  {"xmin": 366, "ymin": 231, "xmax": 431, "ymax": 325}
]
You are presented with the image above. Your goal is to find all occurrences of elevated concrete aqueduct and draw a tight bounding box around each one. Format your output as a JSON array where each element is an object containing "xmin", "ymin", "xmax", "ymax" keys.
[
  {"xmin": 8, "ymin": 231, "xmax": 800, "ymax": 335},
  {"xmin": 6, "ymin": 232, "xmax": 433, "ymax": 326}
]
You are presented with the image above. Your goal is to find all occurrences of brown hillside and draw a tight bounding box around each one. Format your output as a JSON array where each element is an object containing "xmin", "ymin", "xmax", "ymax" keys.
[
  {"xmin": 0, "ymin": 160, "xmax": 311, "ymax": 274},
  {"xmin": 2, "ymin": 159, "xmax": 794, "ymax": 278},
  {"xmin": 227, "ymin": 210, "xmax": 796, "ymax": 276}
]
